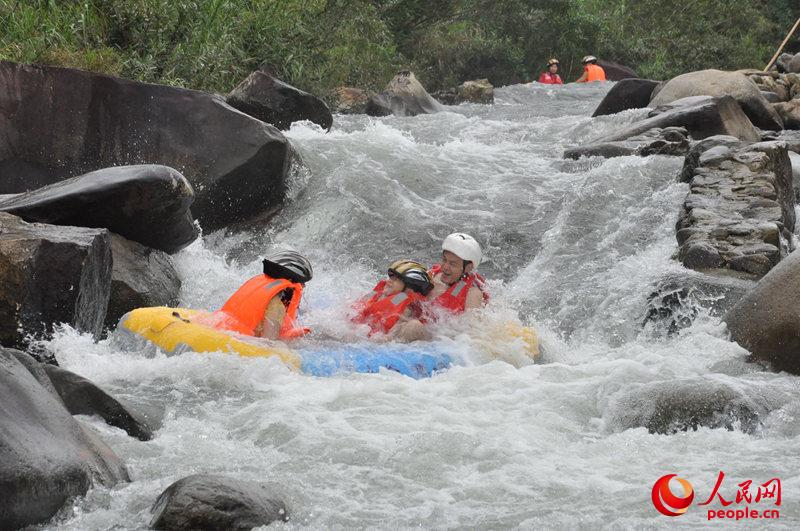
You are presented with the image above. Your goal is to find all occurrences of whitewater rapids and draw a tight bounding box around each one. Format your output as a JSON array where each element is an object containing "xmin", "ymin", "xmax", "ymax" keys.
[{"xmin": 46, "ymin": 82, "xmax": 799, "ymax": 529}]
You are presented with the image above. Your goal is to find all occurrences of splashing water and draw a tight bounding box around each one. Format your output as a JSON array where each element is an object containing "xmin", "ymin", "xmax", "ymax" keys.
[{"xmin": 47, "ymin": 82, "xmax": 800, "ymax": 529}]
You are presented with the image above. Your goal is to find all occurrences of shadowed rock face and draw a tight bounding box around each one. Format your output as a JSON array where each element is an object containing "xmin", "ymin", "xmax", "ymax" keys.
[
  {"xmin": 0, "ymin": 61, "xmax": 290, "ymax": 232},
  {"xmin": 0, "ymin": 212, "xmax": 111, "ymax": 347},
  {"xmin": 0, "ymin": 165, "xmax": 198, "ymax": 253},
  {"xmin": 596, "ymin": 59, "xmax": 638, "ymax": 81},
  {"xmin": 0, "ymin": 348, "xmax": 129, "ymax": 529},
  {"xmin": 650, "ymin": 69, "xmax": 784, "ymax": 131},
  {"xmin": 592, "ymin": 78, "xmax": 661, "ymax": 117},
  {"xmin": 105, "ymin": 234, "xmax": 180, "ymax": 331},
  {"xmin": 563, "ymin": 126, "xmax": 690, "ymax": 159},
  {"xmin": 150, "ymin": 474, "xmax": 289, "ymax": 530},
  {"xmin": 676, "ymin": 141, "xmax": 795, "ymax": 279},
  {"xmin": 227, "ymin": 71, "xmax": 333, "ymax": 130},
  {"xmin": 725, "ymin": 249, "xmax": 800, "ymax": 375},
  {"xmin": 366, "ymin": 71, "xmax": 444, "ymax": 117}
]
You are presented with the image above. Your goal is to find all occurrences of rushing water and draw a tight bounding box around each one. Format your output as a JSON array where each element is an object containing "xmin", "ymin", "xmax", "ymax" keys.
[{"xmin": 45, "ymin": 82, "xmax": 800, "ymax": 529}]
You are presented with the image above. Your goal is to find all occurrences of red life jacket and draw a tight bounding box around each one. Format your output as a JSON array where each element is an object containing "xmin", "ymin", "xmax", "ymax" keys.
[
  {"xmin": 353, "ymin": 280, "xmax": 425, "ymax": 335},
  {"xmin": 428, "ymin": 264, "xmax": 489, "ymax": 314},
  {"xmin": 538, "ymin": 72, "xmax": 563, "ymax": 85},
  {"xmin": 210, "ymin": 274, "xmax": 308, "ymax": 339}
]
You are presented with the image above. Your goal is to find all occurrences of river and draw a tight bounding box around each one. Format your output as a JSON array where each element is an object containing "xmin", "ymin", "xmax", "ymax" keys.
[{"xmin": 47, "ymin": 82, "xmax": 799, "ymax": 529}]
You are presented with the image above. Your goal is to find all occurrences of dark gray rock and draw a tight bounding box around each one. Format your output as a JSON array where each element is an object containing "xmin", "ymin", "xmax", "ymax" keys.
[
  {"xmin": 105, "ymin": 234, "xmax": 180, "ymax": 331},
  {"xmin": 43, "ymin": 364, "xmax": 156, "ymax": 441},
  {"xmin": 773, "ymin": 99, "xmax": 800, "ymax": 129},
  {"xmin": 564, "ymin": 126, "xmax": 689, "ymax": 159},
  {"xmin": 761, "ymin": 90, "xmax": 783, "ymax": 103},
  {"xmin": 433, "ymin": 79, "xmax": 495, "ymax": 105},
  {"xmin": 596, "ymin": 59, "xmax": 638, "ymax": 81},
  {"xmin": 365, "ymin": 71, "xmax": 443, "ymax": 117},
  {"xmin": 227, "ymin": 71, "xmax": 332, "ymax": 131},
  {"xmin": 650, "ymin": 69, "xmax": 783, "ymax": 131},
  {"xmin": 150, "ymin": 474, "xmax": 289, "ymax": 530},
  {"xmin": 604, "ymin": 377, "xmax": 788, "ymax": 434},
  {"xmin": 592, "ymin": 78, "xmax": 661, "ymax": 117},
  {"xmin": 0, "ymin": 165, "xmax": 197, "ymax": 254},
  {"xmin": 643, "ymin": 271, "xmax": 755, "ymax": 335},
  {"xmin": 330, "ymin": 87, "xmax": 370, "ymax": 114},
  {"xmin": 0, "ymin": 347, "xmax": 129, "ymax": 529},
  {"xmin": 0, "ymin": 213, "xmax": 111, "ymax": 348},
  {"xmin": 679, "ymin": 135, "xmax": 744, "ymax": 182},
  {"xmin": 676, "ymin": 142, "xmax": 796, "ymax": 279},
  {"xmin": 725, "ymin": 249, "xmax": 800, "ymax": 374},
  {"xmin": 0, "ymin": 60, "xmax": 291, "ymax": 232}
]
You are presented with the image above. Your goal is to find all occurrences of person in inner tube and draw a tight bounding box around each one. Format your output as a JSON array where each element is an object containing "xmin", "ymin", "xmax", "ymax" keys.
[
  {"xmin": 211, "ymin": 251, "xmax": 313, "ymax": 340},
  {"xmin": 426, "ymin": 232, "xmax": 489, "ymax": 314},
  {"xmin": 351, "ymin": 259, "xmax": 434, "ymax": 342}
]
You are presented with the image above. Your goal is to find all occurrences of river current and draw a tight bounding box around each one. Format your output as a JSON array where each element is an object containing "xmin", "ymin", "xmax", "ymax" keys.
[{"xmin": 47, "ymin": 82, "xmax": 799, "ymax": 529}]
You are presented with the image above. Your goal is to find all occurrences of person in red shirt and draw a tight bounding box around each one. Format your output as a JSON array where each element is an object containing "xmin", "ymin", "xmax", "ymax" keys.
[{"xmin": 538, "ymin": 58, "xmax": 563, "ymax": 85}]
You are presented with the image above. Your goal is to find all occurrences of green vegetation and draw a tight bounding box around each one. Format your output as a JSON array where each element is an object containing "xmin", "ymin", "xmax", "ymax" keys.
[{"xmin": 1, "ymin": 0, "xmax": 799, "ymax": 96}]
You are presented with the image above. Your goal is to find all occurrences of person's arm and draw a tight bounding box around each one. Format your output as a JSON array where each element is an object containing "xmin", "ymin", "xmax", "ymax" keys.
[
  {"xmin": 538, "ymin": 72, "xmax": 547, "ymax": 83},
  {"xmin": 464, "ymin": 286, "xmax": 484, "ymax": 310},
  {"xmin": 258, "ymin": 296, "xmax": 287, "ymax": 339},
  {"xmin": 556, "ymin": 74, "xmax": 564, "ymax": 85},
  {"xmin": 575, "ymin": 71, "xmax": 588, "ymax": 83}
]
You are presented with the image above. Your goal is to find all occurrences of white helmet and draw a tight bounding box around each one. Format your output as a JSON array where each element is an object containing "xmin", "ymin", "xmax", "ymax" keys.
[
  {"xmin": 442, "ymin": 233, "xmax": 482, "ymax": 268},
  {"xmin": 582, "ymin": 55, "xmax": 597, "ymax": 64}
]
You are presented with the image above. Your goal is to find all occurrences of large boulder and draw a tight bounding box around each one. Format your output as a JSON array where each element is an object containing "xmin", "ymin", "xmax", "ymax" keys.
[
  {"xmin": 650, "ymin": 69, "xmax": 783, "ymax": 131},
  {"xmin": 677, "ymin": 141, "xmax": 795, "ymax": 278},
  {"xmin": 564, "ymin": 126, "xmax": 689, "ymax": 159},
  {"xmin": 227, "ymin": 71, "xmax": 332, "ymax": 131},
  {"xmin": 773, "ymin": 99, "xmax": 800, "ymax": 130},
  {"xmin": 592, "ymin": 78, "xmax": 661, "ymax": 117},
  {"xmin": 604, "ymin": 377, "xmax": 789, "ymax": 434},
  {"xmin": 150, "ymin": 474, "xmax": 289, "ymax": 530},
  {"xmin": 0, "ymin": 348, "xmax": 129, "ymax": 529},
  {"xmin": 365, "ymin": 71, "xmax": 443, "ymax": 117},
  {"xmin": 596, "ymin": 59, "xmax": 638, "ymax": 81},
  {"xmin": 105, "ymin": 234, "xmax": 180, "ymax": 330},
  {"xmin": 0, "ymin": 61, "xmax": 291, "ymax": 232},
  {"xmin": 0, "ymin": 165, "xmax": 197, "ymax": 254},
  {"xmin": 775, "ymin": 52, "xmax": 796, "ymax": 73},
  {"xmin": 725, "ymin": 249, "xmax": 800, "ymax": 374},
  {"xmin": 0, "ymin": 213, "xmax": 111, "ymax": 348},
  {"xmin": 43, "ymin": 363, "xmax": 156, "ymax": 441}
]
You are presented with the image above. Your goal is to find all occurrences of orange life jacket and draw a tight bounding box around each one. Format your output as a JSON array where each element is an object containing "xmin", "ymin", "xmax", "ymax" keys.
[
  {"xmin": 582, "ymin": 64, "xmax": 606, "ymax": 82},
  {"xmin": 211, "ymin": 274, "xmax": 308, "ymax": 339},
  {"xmin": 428, "ymin": 264, "xmax": 489, "ymax": 314},
  {"xmin": 353, "ymin": 280, "xmax": 425, "ymax": 335}
]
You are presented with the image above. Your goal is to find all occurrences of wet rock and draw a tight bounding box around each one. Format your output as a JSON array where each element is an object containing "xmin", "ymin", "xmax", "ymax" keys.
[
  {"xmin": 227, "ymin": 71, "xmax": 332, "ymax": 131},
  {"xmin": 150, "ymin": 474, "xmax": 289, "ymax": 530},
  {"xmin": 563, "ymin": 126, "xmax": 689, "ymax": 159},
  {"xmin": 789, "ymin": 151, "xmax": 800, "ymax": 200},
  {"xmin": 0, "ymin": 60, "xmax": 290, "ymax": 232},
  {"xmin": 643, "ymin": 271, "xmax": 755, "ymax": 335},
  {"xmin": 650, "ymin": 69, "xmax": 783, "ymax": 131},
  {"xmin": 761, "ymin": 90, "xmax": 783, "ymax": 103},
  {"xmin": 773, "ymin": 99, "xmax": 800, "ymax": 129},
  {"xmin": 605, "ymin": 377, "xmax": 782, "ymax": 434},
  {"xmin": 365, "ymin": 71, "xmax": 443, "ymax": 117},
  {"xmin": 330, "ymin": 86, "xmax": 370, "ymax": 114},
  {"xmin": 591, "ymin": 78, "xmax": 661, "ymax": 117},
  {"xmin": 0, "ymin": 213, "xmax": 111, "ymax": 348},
  {"xmin": 789, "ymin": 54, "xmax": 800, "ymax": 75},
  {"xmin": 0, "ymin": 347, "xmax": 129, "ymax": 529},
  {"xmin": 105, "ymin": 234, "xmax": 180, "ymax": 331},
  {"xmin": 596, "ymin": 59, "xmax": 638, "ymax": 81},
  {"xmin": 458, "ymin": 79, "xmax": 494, "ymax": 104},
  {"xmin": 0, "ymin": 165, "xmax": 197, "ymax": 254},
  {"xmin": 43, "ymin": 364, "xmax": 156, "ymax": 441},
  {"xmin": 676, "ymin": 142, "xmax": 795, "ymax": 279},
  {"xmin": 725, "ymin": 249, "xmax": 800, "ymax": 374}
]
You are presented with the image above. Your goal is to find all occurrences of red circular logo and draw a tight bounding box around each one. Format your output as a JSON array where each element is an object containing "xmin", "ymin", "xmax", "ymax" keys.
[{"xmin": 652, "ymin": 474, "xmax": 694, "ymax": 516}]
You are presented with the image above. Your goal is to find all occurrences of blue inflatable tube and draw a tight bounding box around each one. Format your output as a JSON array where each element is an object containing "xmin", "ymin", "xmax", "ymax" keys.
[{"xmin": 300, "ymin": 345, "xmax": 452, "ymax": 379}]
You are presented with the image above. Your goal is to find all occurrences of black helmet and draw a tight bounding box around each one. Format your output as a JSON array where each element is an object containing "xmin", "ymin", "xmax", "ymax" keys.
[
  {"xmin": 401, "ymin": 268, "xmax": 433, "ymax": 295},
  {"xmin": 263, "ymin": 251, "xmax": 313, "ymax": 284}
]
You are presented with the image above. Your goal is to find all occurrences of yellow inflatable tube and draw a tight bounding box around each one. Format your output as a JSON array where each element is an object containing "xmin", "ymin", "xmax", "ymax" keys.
[{"xmin": 119, "ymin": 307, "xmax": 302, "ymax": 370}]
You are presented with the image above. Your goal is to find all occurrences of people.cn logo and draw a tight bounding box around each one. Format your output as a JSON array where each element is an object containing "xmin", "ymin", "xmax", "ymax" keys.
[{"xmin": 652, "ymin": 474, "xmax": 695, "ymax": 516}]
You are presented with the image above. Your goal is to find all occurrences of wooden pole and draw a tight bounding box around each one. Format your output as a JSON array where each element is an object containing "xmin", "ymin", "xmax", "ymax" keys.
[{"xmin": 764, "ymin": 16, "xmax": 800, "ymax": 72}]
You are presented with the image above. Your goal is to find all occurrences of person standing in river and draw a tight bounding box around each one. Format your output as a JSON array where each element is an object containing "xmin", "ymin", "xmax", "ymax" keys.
[
  {"xmin": 575, "ymin": 55, "xmax": 607, "ymax": 82},
  {"xmin": 538, "ymin": 58, "xmax": 564, "ymax": 85}
]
